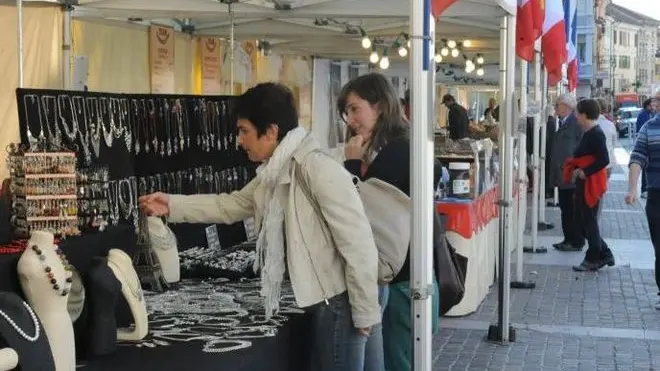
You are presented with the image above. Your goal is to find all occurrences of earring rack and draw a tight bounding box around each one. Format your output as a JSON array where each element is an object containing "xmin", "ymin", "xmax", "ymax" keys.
[{"xmin": 7, "ymin": 146, "xmax": 80, "ymax": 238}]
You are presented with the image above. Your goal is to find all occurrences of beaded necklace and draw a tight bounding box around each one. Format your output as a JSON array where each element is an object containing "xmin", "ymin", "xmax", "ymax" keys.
[{"xmin": 31, "ymin": 245, "xmax": 73, "ymax": 296}]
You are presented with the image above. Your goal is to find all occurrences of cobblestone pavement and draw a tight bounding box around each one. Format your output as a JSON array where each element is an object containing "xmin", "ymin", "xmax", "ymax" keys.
[{"xmin": 431, "ymin": 146, "xmax": 660, "ymax": 370}]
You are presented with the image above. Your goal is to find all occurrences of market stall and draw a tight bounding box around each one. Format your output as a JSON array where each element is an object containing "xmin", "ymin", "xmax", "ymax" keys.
[{"xmin": 2, "ymin": 0, "xmax": 520, "ymax": 368}]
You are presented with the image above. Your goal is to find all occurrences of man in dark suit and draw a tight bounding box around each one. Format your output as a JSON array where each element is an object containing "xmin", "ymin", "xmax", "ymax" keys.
[
  {"xmin": 549, "ymin": 93, "xmax": 585, "ymax": 251},
  {"xmin": 442, "ymin": 94, "xmax": 469, "ymax": 140}
]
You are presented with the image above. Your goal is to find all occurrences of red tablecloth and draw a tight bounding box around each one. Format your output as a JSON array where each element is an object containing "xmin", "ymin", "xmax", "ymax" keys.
[{"xmin": 435, "ymin": 187, "xmax": 499, "ymax": 239}]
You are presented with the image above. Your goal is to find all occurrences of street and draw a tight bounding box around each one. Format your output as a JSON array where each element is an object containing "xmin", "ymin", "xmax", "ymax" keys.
[{"xmin": 432, "ymin": 144, "xmax": 659, "ymax": 370}]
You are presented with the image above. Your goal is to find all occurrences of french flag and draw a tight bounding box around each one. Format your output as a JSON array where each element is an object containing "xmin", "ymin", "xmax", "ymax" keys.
[
  {"xmin": 432, "ymin": 0, "xmax": 458, "ymax": 17},
  {"xmin": 516, "ymin": 0, "xmax": 545, "ymax": 61},
  {"xmin": 542, "ymin": 0, "xmax": 567, "ymax": 85},
  {"xmin": 564, "ymin": 0, "xmax": 579, "ymax": 91}
]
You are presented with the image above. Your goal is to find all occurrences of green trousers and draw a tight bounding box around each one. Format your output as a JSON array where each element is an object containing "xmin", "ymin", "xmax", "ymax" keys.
[{"xmin": 382, "ymin": 279, "xmax": 440, "ymax": 371}]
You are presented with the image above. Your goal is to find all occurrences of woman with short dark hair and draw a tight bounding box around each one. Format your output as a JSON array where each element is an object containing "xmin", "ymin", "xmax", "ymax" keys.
[{"xmin": 565, "ymin": 99, "xmax": 615, "ymax": 271}]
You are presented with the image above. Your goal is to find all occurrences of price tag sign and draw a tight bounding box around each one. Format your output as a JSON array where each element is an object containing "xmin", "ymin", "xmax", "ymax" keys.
[
  {"xmin": 243, "ymin": 217, "xmax": 257, "ymax": 241},
  {"xmin": 205, "ymin": 225, "xmax": 222, "ymax": 250}
]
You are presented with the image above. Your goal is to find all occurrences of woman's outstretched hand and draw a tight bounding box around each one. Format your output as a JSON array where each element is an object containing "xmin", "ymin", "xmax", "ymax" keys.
[{"xmin": 138, "ymin": 192, "xmax": 171, "ymax": 217}]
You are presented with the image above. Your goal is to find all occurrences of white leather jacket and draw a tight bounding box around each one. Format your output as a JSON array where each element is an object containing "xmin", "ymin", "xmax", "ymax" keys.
[{"xmin": 167, "ymin": 135, "xmax": 381, "ymax": 328}]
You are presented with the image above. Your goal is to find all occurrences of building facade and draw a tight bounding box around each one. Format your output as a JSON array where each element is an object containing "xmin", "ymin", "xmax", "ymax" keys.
[
  {"xmin": 596, "ymin": 3, "xmax": 659, "ymax": 99},
  {"xmin": 576, "ymin": 0, "xmax": 595, "ymax": 97}
]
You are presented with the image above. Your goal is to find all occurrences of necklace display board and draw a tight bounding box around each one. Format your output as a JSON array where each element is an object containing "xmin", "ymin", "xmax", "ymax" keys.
[{"xmin": 16, "ymin": 88, "xmax": 256, "ymax": 249}]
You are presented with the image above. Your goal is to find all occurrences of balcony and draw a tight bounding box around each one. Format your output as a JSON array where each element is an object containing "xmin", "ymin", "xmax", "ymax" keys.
[{"xmin": 579, "ymin": 64, "xmax": 593, "ymax": 79}]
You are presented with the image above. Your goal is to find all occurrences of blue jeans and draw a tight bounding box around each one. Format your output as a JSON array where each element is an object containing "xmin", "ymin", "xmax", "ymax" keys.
[
  {"xmin": 308, "ymin": 292, "xmax": 368, "ymax": 371},
  {"xmin": 364, "ymin": 285, "xmax": 389, "ymax": 371}
]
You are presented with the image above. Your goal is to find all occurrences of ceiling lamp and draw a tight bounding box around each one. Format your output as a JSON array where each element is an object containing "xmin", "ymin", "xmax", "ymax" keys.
[
  {"xmin": 476, "ymin": 54, "xmax": 484, "ymax": 64},
  {"xmin": 379, "ymin": 55, "xmax": 390, "ymax": 69},
  {"xmin": 441, "ymin": 47, "xmax": 449, "ymax": 56},
  {"xmin": 447, "ymin": 40, "xmax": 457, "ymax": 49},
  {"xmin": 398, "ymin": 46, "xmax": 408, "ymax": 57},
  {"xmin": 361, "ymin": 37, "xmax": 372, "ymax": 49},
  {"xmin": 451, "ymin": 48, "xmax": 460, "ymax": 58},
  {"xmin": 434, "ymin": 53, "xmax": 443, "ymax": 63},
  {"xmin": 465, "ymin": 63, "xmax": 475, "ymax": 73},
  {"xmin": 476, "ymin": 68, "xmax": 485, "ymax": 76},
  {"xmin": 369, "ymin": 50, "xmax": 379, "ymax": 64},
  {"xmin": 463, "ymin": 40, "xmax": 472, "ymax": 47}
]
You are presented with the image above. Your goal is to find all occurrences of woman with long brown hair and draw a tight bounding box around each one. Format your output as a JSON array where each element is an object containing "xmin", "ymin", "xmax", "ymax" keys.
[{"xmin": 336, "ymin": 73, "xmax": 440, "ymax": 371}]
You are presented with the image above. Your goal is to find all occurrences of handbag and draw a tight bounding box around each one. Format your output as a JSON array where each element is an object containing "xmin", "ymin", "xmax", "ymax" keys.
[
  {"xmin": 294, "ymin": 161, "xmax": 411, "ymax": 284},
  {"xmin": 433, "ymin": 212, "xmax": 467, "ymax": 315}
]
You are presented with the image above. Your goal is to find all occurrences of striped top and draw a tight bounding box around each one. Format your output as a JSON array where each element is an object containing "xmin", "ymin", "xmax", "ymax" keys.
[{"xmin": 630, "ymin": 114, "xmax": 660, "ymax": 191}]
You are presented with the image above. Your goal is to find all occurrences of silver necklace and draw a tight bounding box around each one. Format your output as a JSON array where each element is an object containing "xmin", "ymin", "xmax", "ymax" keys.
[
  {"xmin": 22, "ymin": 95, "xmax": 39, "ymax": 148},
  {"xmin": 58, "ymin": 95, "xmax": 78, "ymax": 142},
  {"xmin": 0, "ymin": 301, "xmax": 41, "ymax": 342},
  {"xmin": 100, "ymin": 98, "xmax": 114, "ymax": 148}
]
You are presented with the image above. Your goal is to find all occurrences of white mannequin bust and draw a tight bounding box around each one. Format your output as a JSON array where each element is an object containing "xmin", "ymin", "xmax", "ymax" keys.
[
  {"xmin": 147, "ymin": 217, "xmax": 180, "ymax": 283},
  {"xmin": 17, "ymin": 231, "xmax": 75, "ymax": 371},
  {"xmin": 0, "ymin": 348, "xmax": 18, "ymax": 371},
  {"xmin": 106, "ymin": 249, "xmax": 148, "ymax": 341}
]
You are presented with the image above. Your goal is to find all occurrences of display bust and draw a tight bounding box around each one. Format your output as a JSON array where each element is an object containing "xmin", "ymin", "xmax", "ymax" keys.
[{"xmin": 17, "ymin": 231, "xmax": 75, "ymax": 371}]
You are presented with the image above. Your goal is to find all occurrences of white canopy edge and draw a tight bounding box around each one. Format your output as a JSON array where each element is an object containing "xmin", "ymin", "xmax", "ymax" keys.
[{"xmin": 71, "ymin": 0, "xmax": 515, "ymax": 20}]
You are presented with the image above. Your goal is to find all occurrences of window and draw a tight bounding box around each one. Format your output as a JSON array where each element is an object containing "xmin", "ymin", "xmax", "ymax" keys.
[
  {"xmin": 640, "ymin": 69, "xmax": 648, "ymax": 82},
  {"xmin": 635, "ymin": 33, "xmax": 638, "ymax": 47},
  {"xmin": 619, "ymin": 31, "xmax": 630, "ymax": 47},
  {"xmin": 614, "ymin": 30, "xmax": 618, "ymax": 44},
  {"xmin": 577, "ymin": 35, "xmax": 587, "ymax": 62},
  {"xmin": 656, "ymin": 64, "xmax": 660, "ymax": 76},
  {"xmin": 619, "ymin": 55, "xmax": 631, "ymax": 69}
]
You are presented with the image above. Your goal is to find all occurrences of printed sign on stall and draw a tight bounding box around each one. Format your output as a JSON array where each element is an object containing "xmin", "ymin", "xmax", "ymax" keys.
[
  {"xmin": 149, "ymin": 26, "xmax": 175, "ymax": 93},
  {"xmin": 201, "ymin": 37, "xmax": 222, "ymax": 94}
]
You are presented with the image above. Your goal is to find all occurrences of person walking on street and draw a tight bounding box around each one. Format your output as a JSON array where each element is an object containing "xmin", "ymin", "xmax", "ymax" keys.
[
  {"xmin": 568, "ymin": 99, "xmax": 614, "ymax": 271},
  {"xmin": 637, "ymin": 98, "xmax": 656, "ymax": 198},
  {"xmin": 550, "ymin": 94, "xmax": 585, "ymax": 251},
  {"xmin": 626, "ymin": 93, "xmax": 660, "ymax": 308}
]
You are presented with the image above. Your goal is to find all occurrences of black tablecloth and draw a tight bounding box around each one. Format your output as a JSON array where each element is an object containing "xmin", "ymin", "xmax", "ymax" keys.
[
  {"xmin": 0, "ymin": 225, "xmax": 136, "ymax": 296},
  {"xmin": 78, "ymin": 313, "xmax": 309, "ymax": 371},
  {"xmin": 78, "ymin": 279, "xmax": 310, "ymax": 371}
]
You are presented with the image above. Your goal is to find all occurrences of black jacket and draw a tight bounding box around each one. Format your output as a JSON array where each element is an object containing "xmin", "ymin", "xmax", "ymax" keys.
[
  {"xmin": 344, "ymin": 136, "xmax": 441, "ymax": 283},
  {"xmin": 447, "ymin": 103, "xmax": 470, "ymax": 140}
]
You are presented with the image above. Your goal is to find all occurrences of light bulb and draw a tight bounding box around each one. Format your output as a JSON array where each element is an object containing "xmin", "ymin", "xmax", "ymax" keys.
[
  {"xmin": 463, "ymin": 40, "xmax": 472, "ymax": 47},
  {"xmin": 434, "ymin": 54, "xmax": 443, "ymax": 63},
  {"xmin": 398, "ymin": 47, "xmax": 408, "ymax": 57},
  {"xmin": 451, "ymin": 49, "xmax": 460, "ymax": 58},
  {"xmin": 477, "ymin": 68, "xmax": 484, "ymax": 76},
  {"xmin": 407, "ymin": 39, "xmax": 411, "ymax": 48},
  {"xmin": 447, "ymin": 40, "xmax": 457, "ymax": 49},
  {"xmin": 361, "ymin": 37, "xmax": 372, "ymax": 49},
  {"xmin": 466, "ymin": 60, "xmax": 475, "ymax": 68},
  {"xmin": 465, "ymin": 63, "xmax": 475, "ymax": 73},
  {"xmin": 379, "ymin": 56, "xmax": 390, "ymax": 69},
  {"xmin": 369, "ymin": 51, "xmax": 379, "ymax": 64},
  {"xmin": 476, "ymin": 56, "xmax": 484, "ymax": 64},
  {"xmin": 441, "ymin": 47, "xmax": 449, "ymax": 56}
]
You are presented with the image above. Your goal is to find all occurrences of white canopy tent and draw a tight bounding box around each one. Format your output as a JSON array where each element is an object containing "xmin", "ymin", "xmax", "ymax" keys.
[{"xmin": 14, "ymin": 0, "xmax": 519, "ymax": 368}]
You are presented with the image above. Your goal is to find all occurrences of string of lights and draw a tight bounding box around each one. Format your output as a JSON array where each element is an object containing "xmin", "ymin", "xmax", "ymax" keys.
[{"xmin": 359, "ymin": 29, "xmax": 486, "ymax": 75}]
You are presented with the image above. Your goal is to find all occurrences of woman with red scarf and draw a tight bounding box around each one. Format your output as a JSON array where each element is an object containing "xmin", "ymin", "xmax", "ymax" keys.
[{"xmin": 563, "ymin": 99, "xmax": 615, "ymax": 272}]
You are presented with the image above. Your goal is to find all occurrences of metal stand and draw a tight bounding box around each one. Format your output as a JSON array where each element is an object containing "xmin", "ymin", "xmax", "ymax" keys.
[
  {"xmin": 132, "ymin": 212, "xmax": 167, "ymax": 292},
  {"xmin": 512, "ymin": 132, "xmax": 536, "ymax": 289},
  {"xmin": 410, "ymin": 0, "xmax": 434, "ymax": 368},
  {"xmin": 488, "ymin": 14, "xmax": 517, "ymax": 344},
  {"xmin": 539, "ymin": 68, "xmax": 555, "ymax": 227},
  {"xmin": 524, "ymin": 51, "xmax": 548, "ymax": 254},
  {"xmin": 512, "ymin": 61, "xmax": 536, "ymax": 287}
]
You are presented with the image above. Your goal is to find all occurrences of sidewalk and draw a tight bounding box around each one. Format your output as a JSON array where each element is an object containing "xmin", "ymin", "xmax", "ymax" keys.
[{"xmin": 431, "ymin": 146, "xmax": 659, "ymax": 370}]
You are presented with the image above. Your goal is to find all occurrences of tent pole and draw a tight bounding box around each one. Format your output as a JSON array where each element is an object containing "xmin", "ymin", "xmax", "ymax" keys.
[
  {"xmin": 17, "ymin": 0, "xmax": 24, "ymax": 88},
  {"xmin": 229, "ymin": 2, "xmax": 235, "ymax": 92},
  {"xmin": 539, "ymin": 67, "xmax": 550, "ymax": 220},
  {"xmin": 512, "ymin": 58, "xmax": 534, "ymax": 288},
  {"xmin": 409, "ymin": 0, "xmax": 434, "ymax": 368},
  {"xmin": 488, "ymin": 13, "xmax": 516, "ymax": 344},
  {"xmin": 63, "ymin": 5, "xmax": 72, "ymax": 89}
]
